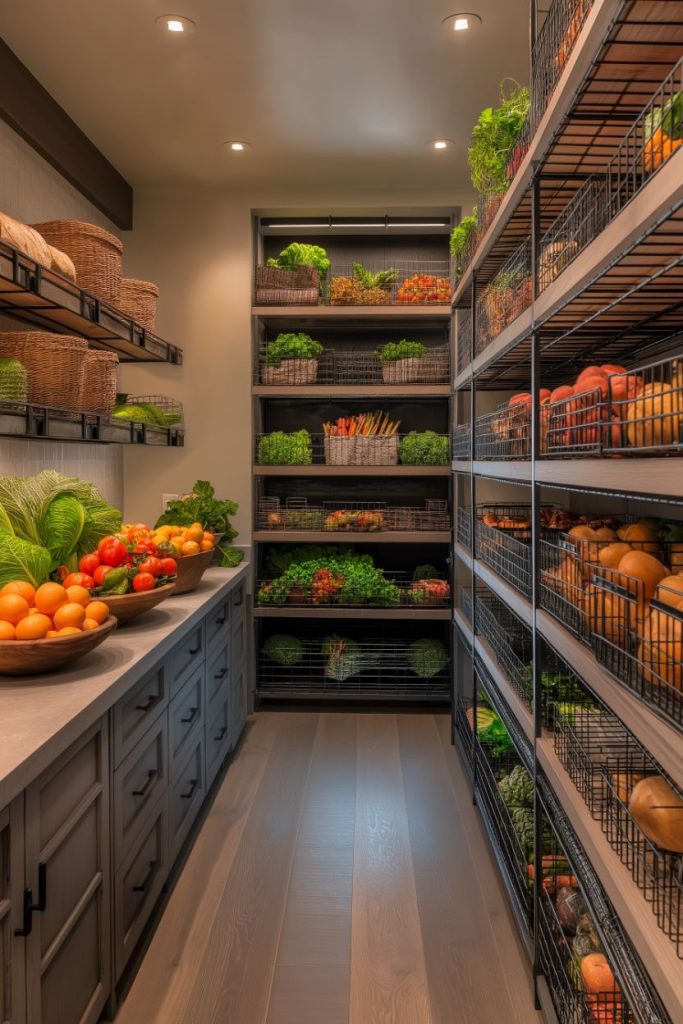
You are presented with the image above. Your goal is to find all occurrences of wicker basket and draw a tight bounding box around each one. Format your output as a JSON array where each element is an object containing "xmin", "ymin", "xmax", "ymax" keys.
[
  {"xmin": 324, "ymin": 435, "xmax": 399, "ymax": 466},
  {"xmin": 31, "ymin": 221, "xmax": 123, "ymax": 304},
  {"xmin": 118, "ymin": 278, "xmax": 159, "ymax": 332},
  {"xmin": 420, "ymin": 345, "xmax": 450, "ymax": 383},
  {"xmin": 77, "ymin": 350, "xmax": 119, "ymax": 416},
  {"xmin": 262, "ymin": 359, "xmax": 318, "ymax": 385},
  {"xmin": 381, "ymin": 358, "xmax": 423, "ymax": 384},
  {"xmin": 0, "ymin": 212, "xmax": 52, "ymax": 266},
  {"xmin": 0, "ymin": 332, "xmax": 86, "ymax": 409},
  {"xmin": 254, "ymin": 264, "xmax": 319, "ymax": 306},
  {"xmin": 47, "ymin": 245, "xmax": 77, "ymax": 281}
]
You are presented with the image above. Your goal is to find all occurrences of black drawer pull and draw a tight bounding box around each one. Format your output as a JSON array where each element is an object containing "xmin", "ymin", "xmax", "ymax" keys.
[
  {"xmin": 133, "ymin": 860, "xmax": 157, "ymax": 893},
  {"xmin": 181, "ymin": 706, "xmax": 199, "ymax": 726},
  {"xmin": 188, "ymin": 644, "xmax": 201, "ymax": 655},
  {"xmin": 15, "ymin": 863, "xmax": 47, "ymax": 937},
  {"xmin": 214, "ymin": 667, "xmax": 228, "ymax": 680},
  {"xmin": 233, "ymin": 589, "xmax": 244, "ymax": 607},
  {"xmin": 214, "ymin": 616, "xmax": 226, "ymax": 626},
  {"xmin": 132, "ymin": 769, "xmax": 157, "ymax": 797},
  {"xmin": 181, "ymin": 778, "xmax": 199, "ymax": 800},
  {"xmin": 135, "ymin": 694, "xmax": 157, "ymax": 713},
  {"xmin": 214, "ymin": 726, "xmax": 228, "ymax": 743}
]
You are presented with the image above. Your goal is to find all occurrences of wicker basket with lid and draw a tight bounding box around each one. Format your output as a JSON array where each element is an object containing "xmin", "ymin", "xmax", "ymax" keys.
[
  {"xmin": 0, "ymin": 332, "xmax": 86, "ymax": 410},
  {"xmin": 78, "ymin": 350, "xmax": 119, "ymax": 416},
  {"xmin": 31, "ymin": 220, "xmax": 123, "ymax": 304},
  {"xmin": 118, "ymin": 278, "xmax": 159, "ymax": 333}
]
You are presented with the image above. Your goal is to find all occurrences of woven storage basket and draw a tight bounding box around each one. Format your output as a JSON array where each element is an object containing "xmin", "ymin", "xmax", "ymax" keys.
[
  {"xmin": 47, "ymin": 245, "xmax": 77, "ymax": 281},
  {"xmin": 0, "ymin": 358, "xmax": 28, "ymax": 405},
  {"xmin": 381, "ymin": 358, "xmax": 423, "ymax": 385},
  {"xmin": 31, "ymin": 221, "xmax": 123, "ymax": 304},
  {"xmin": 255, "ymin": 264, "xmax": 319, "ymax": 306},
  {"xmin": 324, "ymin": 436, "xmax": 356, "ymax": 466},
  {"xmin": 262, "ymin": 359, "xmax": 318, "ymax": 386},
  {"xmin": 78, "ymin": 350, "xmax": 119, "ymax": 416},
  {"xmin": 0, "ymin": 332, "xmax": 86, "ymax": 409},
  {"xmin": 0, "ymin": 212, "xmax": 52, "ymax": 266},
  {"xmin": 118, "ymin": 278, "xmax": 159, "ymax": 332},
  {"xmin": 324, "ymin": 435, "xmax": 398, "ymax": 466},
  {"xmin": 420, "ymin": 345, "xmax": 450, "ymax": 383}
]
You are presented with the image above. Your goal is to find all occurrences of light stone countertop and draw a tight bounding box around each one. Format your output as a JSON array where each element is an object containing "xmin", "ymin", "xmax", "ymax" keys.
[{"xmin": 0, "ymin": 565, "xmax": 250, "ymax": 808}]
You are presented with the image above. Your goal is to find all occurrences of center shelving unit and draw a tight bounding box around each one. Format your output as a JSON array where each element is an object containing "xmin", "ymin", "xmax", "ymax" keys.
[
  {"xmin": 451, "ymin": 2, "xmax": 683, "ymax": 1023},
  {"xmin": 251, "ymin": 215, "xmax": 455, "ymax": 705}
]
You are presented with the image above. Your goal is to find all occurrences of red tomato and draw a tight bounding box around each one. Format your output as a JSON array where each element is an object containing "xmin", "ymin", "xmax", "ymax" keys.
[
  {"xmin": 133, "ymin": 540, "xmax": 158, "ymax": 556},
  {"xmin": 79, "ymin": 553, "xmax": 100, "ymax": 576},
  {"xmin": 132, "ymin": 572, "xmax": 156, "ymax": 593},
  {"xmin": 63, "ymin": 572, "xmax": 95, "ymax": 591},
  {"xmin": 98, "ymin": 536, "xmax": 128, "ymax": 567},
  {"xmin": 138, "ymin": 556, "xmax": 163, "ymax": 578},
  {"xmin": 94, "ymin": 564, "xmax": 113, "ymax": 586},
  {"xmin": 160, "ymin": 557, "xmax": 178, "ymax": 577},
  {"xmin": 56, "ymin": 564, "xmax": 69, "ymax": 582}
]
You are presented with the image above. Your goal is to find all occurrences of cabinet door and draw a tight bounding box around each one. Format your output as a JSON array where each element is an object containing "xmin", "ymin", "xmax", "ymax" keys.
[
  {"xmin": 205, "ymin": 697, "xmax": 230, "ymax": 790},
  {"xmin": 230, "ymin": 662, "xmax": 248, "ymax": 751},
  {"xmin": 169, "ymin": 666, "xmax": 204, "ymax": 777},
  {"xmin": 23, "ymin": 721, "xmax": 110, "ymax": 1024},
  {"xmin": 205, "ymin": 641, "xmax": 230, "ymax": 720},
  {"xmin": 0, "ymin": 801, "xmax": 25, "ymax": 1024}
]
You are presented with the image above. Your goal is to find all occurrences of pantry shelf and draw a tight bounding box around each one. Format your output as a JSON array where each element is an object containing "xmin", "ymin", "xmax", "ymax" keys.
[
  {"xmin": 253, "ymin": 607, "xmax": 452, "ymax": 620},
  {"xmin": 538, "ymin": 739, "xmax": 683, "ymax": 1022},
  {"xmin": 0, "ymin": 241, "xmax": 183, "ymax": 364},
  {"xmin": 253, "ymin": 384, "xmax": 451, "ymax": 398},
  {"xmin": 0, "ymin": 402, "xmax": 185, "ymax": 446},
  {"xmin": 253, "ymin": 530, "xmax": 451, "ymax": 544},
  {"xmin": 252, "ymin": 305, "xmax": 451, "ymax": 326},
  {"xmin": 253, "ymin": 465, "xmax": 452, "ymax": 477}
]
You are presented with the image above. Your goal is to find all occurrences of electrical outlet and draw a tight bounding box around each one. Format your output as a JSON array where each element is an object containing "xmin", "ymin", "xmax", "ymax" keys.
[{"xmin": 162, "ymin": 493, "xmax": 178, "ymax": 512}]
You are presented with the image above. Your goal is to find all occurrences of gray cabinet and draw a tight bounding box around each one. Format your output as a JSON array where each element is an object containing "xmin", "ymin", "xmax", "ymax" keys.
[
  {"xmin": 23, "ymin": 721, "xmax": 110, "ymax": 1024},
  {"xmin": 0, "ymin": 802, "xmax": 24, "ymax": 1024},
  {"xmin": 113, "ymin": 717, "xmax": 168, "ymax": 868},
  {"xmin": 205, "ymin": 697, "xmax": 230, "ymax": 789}
]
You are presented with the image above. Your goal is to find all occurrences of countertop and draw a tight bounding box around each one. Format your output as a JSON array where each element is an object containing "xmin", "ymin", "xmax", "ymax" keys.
[{"xmin": 0, "ymin": 565, "xmax": 250, "ymax": 809}]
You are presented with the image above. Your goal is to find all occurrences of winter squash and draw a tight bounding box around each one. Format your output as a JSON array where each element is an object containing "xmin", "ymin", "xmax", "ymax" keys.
[
  {"xmin": 616, "ymin": 550, "xmax": 669, "ymax": 601},
  {"xmin": 580, "ymin": 953, "xmax": 618, "ymax": 994},
  {"xmin": 638, "ymin": 605, "xmax": 683, "ymax": 693},
  {"xmin": 628, "ymin": 776, "xmax": 683, "ymax": 852}
]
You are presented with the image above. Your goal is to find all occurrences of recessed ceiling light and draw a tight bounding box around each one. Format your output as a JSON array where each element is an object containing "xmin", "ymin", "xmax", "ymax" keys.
[
  {"xmin": 431, "ymin": 139, "xmax": 454, "ymax": 151},
  {"xmin": 156, "ymin": 15, "xmax": 196, "ymax": 34},
  {"xmin": 225, "ymin": 141, "xmax": 251, "ymax": 152},
  {"xmin": 442, "ymin": 12, "xmax": 482, "ymax": 32}
]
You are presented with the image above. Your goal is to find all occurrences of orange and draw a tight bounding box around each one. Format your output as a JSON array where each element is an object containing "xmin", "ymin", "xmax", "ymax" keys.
[
  {"xmin": 46, "ymin": 630, "xmax": 59, "ymax": 638},
  {"xmin": 170, "ymin": 537, "xmax": 184, "ymax": 554},
  {"xmin": 181, "ymin": 540, "xmax": 201, "ymax": 556},
  {"xmin": 66, "ymin": 585, "xmax": 91, "ymax": 608},
  {"xmin": 53, "ymin": 602, "xmax": 86, "ymax": 631},
  {"xmin": 167, "ymin": 526, "xmax": 182, "ymax": 538},
  {"xmin": 202, "ymin": 532, "xmax": 215, "ymax": 545},
  {"xmin": 85, "ymin": 601, "xmax": 109, "ymax": 625},
  {"xmin": 15, "ymin": 614, "xmax": 52, "ymax": 640},
  {"xmin": 200, "ymin": 539, "xmax": 214, "ymax": 552},
  {"xmin": 0, "ymin": 593, "xmax": 30, "ymax": 624},
  {"xmin": 0, "ymin": 621, "xmax": 15, "ymax": 640},
  {"xmin": 82, "ymin": 618, "xmax": 100, "ymax": 631},
  {"xmin": 1, "ymin": 580, "xmax": 36, "ymax": 604},
  {"xmin": 57, "ymin": 626, "xmax": 82, "ymax": 636},
  {"xmin": 185, "ymin": 525, "xmax": 204, "ymax": 544},
  {"xmin": 35, "ymin": 582, "xmax": 69, "ymax": 617}
]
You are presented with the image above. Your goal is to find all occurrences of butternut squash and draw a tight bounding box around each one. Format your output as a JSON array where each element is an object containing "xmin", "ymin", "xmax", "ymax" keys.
[
  {"xmin": 628, "ymin": 776, "xmax": 683, "ymax": 852},
  {"xmin": 580, "ymin": 953, "xmax": 618, "ymax": 994},
  {"xmin": 638, "ymin": 605, "xmax": 683, "ymax": 693}
]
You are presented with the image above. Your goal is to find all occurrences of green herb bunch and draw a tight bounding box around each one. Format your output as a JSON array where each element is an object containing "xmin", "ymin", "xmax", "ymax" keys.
[
  {"xmin": 267, "ymin": 243, "xmax": 331, "ymax": 280},
  {"xmin": 264, "ymin": 333, "xmax": 323, "ymax": 367},
  {"xmin": 449, "ymin": 214, "xmax": 477, "ymax": 272},
  {"xmin": 398, "ymin": 431, "xmax": 450, "ymax": 466},
  {"xmin": 155, "ymin": 480, "xmax": 243, "ymax": 567},
  {"xmin": 375, "ymin": 340, "xmax": 427, "ymax": 364},
  {"xmin": 257, "ymin": 430, "xmax": 313, "ymax": 466},
  {"xmin": 468, "ymin": 80, "xmax": 530, "ymax": 194},
  {"xmin": 261, "ymin": 634, "xmax": 304, "ymax": 666},
  {"xmin": 257, "ymin": 552, "xmax": 400, "ymax": 607}
]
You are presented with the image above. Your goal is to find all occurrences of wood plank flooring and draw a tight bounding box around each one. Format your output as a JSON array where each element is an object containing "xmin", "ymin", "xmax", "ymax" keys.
[{"xmin": 114, "ymin": 713, "xmax": 540, "ymax": 1024}]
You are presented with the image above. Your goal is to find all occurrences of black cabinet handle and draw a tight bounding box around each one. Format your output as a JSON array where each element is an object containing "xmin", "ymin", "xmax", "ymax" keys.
[
  {"xmin": 181, "ymin": 705, "xmax": 199, "ymax": 726},
  {"xmin": 15, "ymin": 863, "xmax": 47, "ymax": 937},
  {"xmin": 233, "ymin": 589, "xmax": 244, "ymax": 607},
  {"xmin": 135, "ymin": 694, "xmax": 157, "ymax": 712},
  {"xmin": 215, "ymin": 616, "xmax": 226, "ymax": 626},
  {"xmin": 214, "ymin": 667, "xmax": 228, "ymax": 680},
  {"xmin": 214, "ymin": 726, "xmax": 228, "ymax": 743},
  {"xmin": 133, "ymin": 860, "xmax": 157, "ymax": 893},
  {"xmin": 181, "ymin": 778, "xmax": 199, "ymax": 800},
  {"xmin": 188, "ymin": 644, "xmax": 201, "ymax": 655},
  {"xmin": 132, "ymin": 769, "xmax": 157, "ymax": 797}
]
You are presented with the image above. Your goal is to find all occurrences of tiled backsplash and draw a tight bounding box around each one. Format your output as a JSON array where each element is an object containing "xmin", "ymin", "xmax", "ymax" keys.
[{"xmin": 0, "ymin": 440, "xmax": 124, "ymax": 507}]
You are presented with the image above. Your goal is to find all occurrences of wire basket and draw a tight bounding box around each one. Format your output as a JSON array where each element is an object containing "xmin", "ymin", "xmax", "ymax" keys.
[
  {"xmin": 456, "ymin": 309, "xmax": 473, "ymax": 375},
  {"xmin": 256, "ymin": 497, "xmax": 450, "ymax": 534},
  {"xmin": 476, "ymin": 241, "xmax": 531, "ymax": 354},
  {"xmin": 475, "ymin": 400, "xmax": 533, "ymax": 459},
  {"xmin": 324, "ymin": 434, "xmax": 399, "ymax": 466},
  {"xmin": 256, "ymin": 570, "xmax": 450, "ymax": 610},
  {"xmin": 475, "ymin": 504, "xmax": 533, "ymax": 597},
  {"xmin": 112, "ymin": 394, "xmax": 184, "ymax": 427},
  {"xmin": 475, "ymin": 589, "xmax": 534, "ymax": 707},
  {"xmin": 328, "ymin": 261, "xmax": 451, "ymax": 306},
  {"xmin": 456, "ymin": 506, "xmax": 471, "ymax": 549},
  {"xmin": 31, "ymin": 220, "xmax": 123, "ymax": 304}
]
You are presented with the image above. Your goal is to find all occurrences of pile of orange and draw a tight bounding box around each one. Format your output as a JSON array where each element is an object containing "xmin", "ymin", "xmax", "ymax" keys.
[
  {"xmin": 152, "ymin": 522, "xmax": 216, "ymax": 558},
  {"xmin": 0, "ymin": 581, "xmax": 110, "ymax": 641}
]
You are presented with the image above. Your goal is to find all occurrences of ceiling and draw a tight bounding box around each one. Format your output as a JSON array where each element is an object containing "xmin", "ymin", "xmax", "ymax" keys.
[{"xmin": 0, "ymin": 1, "xmax": 530, "ymax": 195}]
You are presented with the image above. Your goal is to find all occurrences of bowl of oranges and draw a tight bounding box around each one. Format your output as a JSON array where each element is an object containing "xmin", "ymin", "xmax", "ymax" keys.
[
  {"xmin": 0, "ymin": 580, "xmax": 116, "ymax": 676},
  {"xmin": 151, "ymin": 523, "xmax": 220, "ymax": 596}
]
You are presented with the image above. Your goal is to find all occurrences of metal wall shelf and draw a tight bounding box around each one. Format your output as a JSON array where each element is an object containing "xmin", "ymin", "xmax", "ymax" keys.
[{"xmin": 0, "ymin": 402, "xmax": 185, "ymax": 447}]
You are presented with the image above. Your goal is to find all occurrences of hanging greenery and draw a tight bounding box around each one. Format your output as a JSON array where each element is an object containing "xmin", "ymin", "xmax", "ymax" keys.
[{"xmin": 467, "ymin": 80, "xmax": 530, "ymax": 195}]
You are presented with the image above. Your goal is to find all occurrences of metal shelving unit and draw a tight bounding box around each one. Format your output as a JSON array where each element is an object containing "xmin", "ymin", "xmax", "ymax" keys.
[{"xmin": 452, "ymin": 3, "xmax": 683, "ymax": 1021}]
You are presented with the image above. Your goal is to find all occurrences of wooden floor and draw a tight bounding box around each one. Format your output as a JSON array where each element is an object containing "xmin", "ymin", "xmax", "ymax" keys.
[{"xmin": 114, "ymin": 713, "xmax": 540, "ymax": 1024}]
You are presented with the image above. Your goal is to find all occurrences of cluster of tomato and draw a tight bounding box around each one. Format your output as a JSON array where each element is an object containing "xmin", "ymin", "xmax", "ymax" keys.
[
  {"xmin": 409, "ymin": 578, "xmax": 451, "ymax": 605},
  {"xmin": 396, "ymin": 274, "xmax": 452, "ymax": 304},
  {"xmin": 58, "ymin": 534, "xmax": 177, "ymax": 596}
]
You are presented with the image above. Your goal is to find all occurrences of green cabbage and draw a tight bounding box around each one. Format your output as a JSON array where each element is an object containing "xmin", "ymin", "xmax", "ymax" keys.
[
  {"xmin": 262, "ymin": 635, "xmax": 304, "ymax": 666},
  {"xmin": 40, "ymin": 493, "xmax": 86, "ymax": 566},
  {"xmin": 0, "ymin": 533, "xmax": 51, "ymax": 588},
  {"xmin": 408, "ymin": 638, "xmax": 449, "ymax": 678}
]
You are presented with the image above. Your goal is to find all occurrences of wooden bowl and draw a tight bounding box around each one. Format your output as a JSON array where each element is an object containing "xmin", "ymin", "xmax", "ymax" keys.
[
  {"xmin": 172, "ymin": 548, "xmax": 216, "ymax": 596},
  {"xmin": 101, "ymin": 583, "xmax": 176, "ymax": 624},
  {"xmin": 0, "ymin": 616, "xmax": 117, "ymax": 676}
]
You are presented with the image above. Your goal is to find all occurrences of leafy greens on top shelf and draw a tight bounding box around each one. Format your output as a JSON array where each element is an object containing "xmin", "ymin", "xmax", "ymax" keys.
[{"xmin": 155, "ymin": 479, "xmax": 243, "ymax": 567}]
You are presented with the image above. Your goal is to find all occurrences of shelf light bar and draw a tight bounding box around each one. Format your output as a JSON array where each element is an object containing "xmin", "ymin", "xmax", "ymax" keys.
[{"xmin": 264, "ymin": 220, "xmax": 451, "ymax": 230}]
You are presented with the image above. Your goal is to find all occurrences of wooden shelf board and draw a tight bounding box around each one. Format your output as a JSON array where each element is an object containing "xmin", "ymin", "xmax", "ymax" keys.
[
  {"xmin": 453, "ymin": 607, "xmax": 473, "ymax": 644},
  {"xmin": 452, "ymin": 459, "xmax": 532, "ymax": 484},
  {"xmin": 253, "ymin": 465, "xmax": 452, "ymax": 477},
  {"xmin": 252, "ymin": 530, "xmax": 451, "ymax": 544},
  {"xmin": 252, "ymin": 304, "xmax": 451, "ymax": 323},
  {"xmin": 253, "ymin": 606, "xmax": 452, "ymax": 620},
  {"xmin": 253, "ymin": 384, "xmax": 451, "ymax": 398},
  {"xmin": 453, "ymin": 458, "xmax": 683, "ymax": 499},
  {"xmin": 256, "ymin": 688, "xmax": 449, "ymax": 704},
  {"xmin": 538, "ymin": 739, "xmax": 683, "ymax": 1023}
]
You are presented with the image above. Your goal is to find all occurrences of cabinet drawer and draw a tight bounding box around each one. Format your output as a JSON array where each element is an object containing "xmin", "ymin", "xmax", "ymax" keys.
[
  {"xmin": 114, "ymin": 716, "xmax": 168, "ymax": 868},
  {"xmin": 205, "ymin": 596, "xmax": 230, "ymax": 653},
  {"xmin": 114, "ymin": 797, "xmax": 168, "ymax": 980},
  {"xmin": 205, "ymin": 698, "xmax": 230, "ymax": 789},
  {"xmin": 167, "ymin": 622, "xmax": 205, "ymax": 700},
  {"xmin": 169, "ymin": 737, "xmax": 205, "ymax": 863},
  {"xmin": 169, "ymin": 666, "xmax": 204, "ymax": 777},
  {"xmin": 205, "ymin": 641, "xmax": 230, "ymax": 717},
  {"xmin": 113, "ymin": 664, "xmax": 166, "ymax": 768}
]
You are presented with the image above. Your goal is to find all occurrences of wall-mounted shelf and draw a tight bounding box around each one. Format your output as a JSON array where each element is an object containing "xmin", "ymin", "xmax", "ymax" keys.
[
  {"xmin": 253, "ymin": 384, "xmax": 451, "ymax": 398},
  {"xmin": 252, "ymin": 305, "xmax": 451, "ymax": 327},
  {"xmin": 254, "ymin": 465, "xmax": 451, "ymax": 477},
  {"xmin": 0, "ymin": 241, "xmax": 182, "ymax": 364},
  {"xmin": 254, "ymin": 606, "xmax": 452, "ymax": 620},
  {"xmin": 0, "ymin": 402, "xmax": 185, "ymax": 447},
  {"xmin": 253, "ymin": 530, "xmax": 451, "ymax": 544}
]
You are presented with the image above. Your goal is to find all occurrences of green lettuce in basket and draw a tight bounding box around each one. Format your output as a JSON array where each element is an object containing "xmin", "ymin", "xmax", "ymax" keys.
[{"xmin": 113, "ymin": 395, "xmax": 182, "ymax": 427}]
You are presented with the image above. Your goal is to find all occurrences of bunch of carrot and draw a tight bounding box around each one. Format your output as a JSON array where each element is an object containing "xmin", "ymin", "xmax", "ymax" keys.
[{"xmin": 322, "ymin": 411, "xmax": 401, "ymax": 437}]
